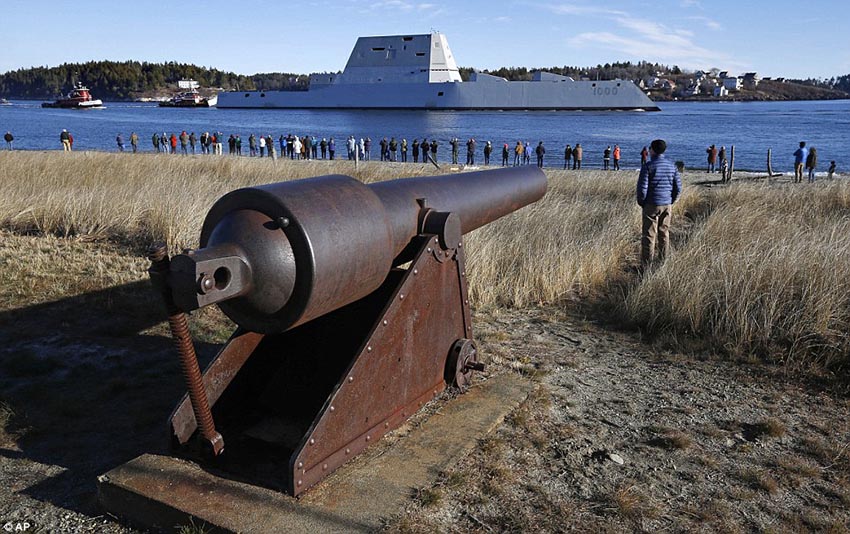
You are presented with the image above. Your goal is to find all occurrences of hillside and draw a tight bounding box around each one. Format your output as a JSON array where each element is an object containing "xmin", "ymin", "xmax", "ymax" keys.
[{"xmin": 1, "ymin": 60, "xmax": 848, "ymax": 102}]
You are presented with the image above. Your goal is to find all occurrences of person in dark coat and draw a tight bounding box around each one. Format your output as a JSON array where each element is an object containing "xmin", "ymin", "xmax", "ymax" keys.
[
  {"xmin": 636, "ymin": 139, "xmax": 682, "ymax": 268},
  {"xmin": 806, "ymin": 147, "xmax": 818, "ymax": 183},
  {"xmin": 536, "ymin": 141, "xmax": 545, "ymax": 168}
]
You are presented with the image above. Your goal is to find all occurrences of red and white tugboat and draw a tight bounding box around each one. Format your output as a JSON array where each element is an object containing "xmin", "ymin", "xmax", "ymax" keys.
[{"xmin": 42, "ymin": 82, "xmax": 104, "ymax": 109}]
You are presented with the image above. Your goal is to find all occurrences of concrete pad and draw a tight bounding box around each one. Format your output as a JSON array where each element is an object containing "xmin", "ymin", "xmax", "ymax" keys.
[{"xmin": 98, "ymin": 373, "xmax": 532, "ymax": 533}]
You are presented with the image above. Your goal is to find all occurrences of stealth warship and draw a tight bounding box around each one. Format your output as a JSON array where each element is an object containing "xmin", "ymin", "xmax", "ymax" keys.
[{"xmin": 216, "ymin": 33, "xmax": 659, "ymax": 111}]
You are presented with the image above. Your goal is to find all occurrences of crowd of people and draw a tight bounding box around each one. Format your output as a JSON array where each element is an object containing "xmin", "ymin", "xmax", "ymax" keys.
[
  {"xmin": 0, "ymin": 129, "xmax": 839, "ymax": 180},
  {"xmin": 127, "ymin": 132, "xmax": 665, "ymax": 171}
]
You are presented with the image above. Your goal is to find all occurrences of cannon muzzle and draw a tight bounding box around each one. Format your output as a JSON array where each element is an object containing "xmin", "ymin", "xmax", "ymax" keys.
[{"xmin": 169, "ymin": 166, "xmax": 547, "ymax": 333}]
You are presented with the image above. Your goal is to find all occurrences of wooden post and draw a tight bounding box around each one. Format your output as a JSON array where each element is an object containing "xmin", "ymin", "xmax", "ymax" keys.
[
  {"xmin": 725, "ymin": 145, "xmax": 735, "ymax": 183},
  {"xmin": 767, "ymin": 148, "xmax": 773, "ymax": 178}
]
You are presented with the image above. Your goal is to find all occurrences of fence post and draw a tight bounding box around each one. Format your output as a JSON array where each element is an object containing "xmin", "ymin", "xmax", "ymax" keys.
[
  {"xmin": 725, "ymin": 145, "xmax": 735, "ymax": 183},
  {"xmin": 767, "ymin": 148, "xmax": 773, "ymax": 178}
]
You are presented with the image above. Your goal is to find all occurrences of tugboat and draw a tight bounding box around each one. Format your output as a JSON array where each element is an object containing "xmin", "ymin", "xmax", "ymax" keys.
[
  {"xmin": 158, "ymin": 88, "xmax": 217, "ymax": 108},
  {"xmin": 42, "ymin": 82, "xmax": 103, "ymax": 109}
]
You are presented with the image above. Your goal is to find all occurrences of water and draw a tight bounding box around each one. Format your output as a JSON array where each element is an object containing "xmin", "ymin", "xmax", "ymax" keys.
[{"xmin": 0, "ymin": 99, "xmax": 848, "ymax": 172}]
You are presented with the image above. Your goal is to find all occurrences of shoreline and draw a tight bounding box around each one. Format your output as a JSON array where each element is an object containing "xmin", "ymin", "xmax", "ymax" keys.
[{"xmin": 0, "ymin": 149, "xmax": 842, "ymax": 178}]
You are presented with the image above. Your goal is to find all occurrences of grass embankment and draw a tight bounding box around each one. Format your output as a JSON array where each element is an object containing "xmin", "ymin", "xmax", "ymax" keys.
[{"xmin": 1, "ymin": 150, "xmax": 848, "ymax": 377}]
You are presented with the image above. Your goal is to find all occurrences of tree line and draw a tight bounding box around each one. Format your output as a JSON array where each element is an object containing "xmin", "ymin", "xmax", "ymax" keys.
[
  {"xmin": 459, "ymin": 61, "xmax": 683, "ymax": 82},
  {"xmin": 2, "ymin": 60, "xmax": 848, "ymax": 100},
  {"xmin": 788, "ymin": 74, "xmax": 850, "ymax": 94}
]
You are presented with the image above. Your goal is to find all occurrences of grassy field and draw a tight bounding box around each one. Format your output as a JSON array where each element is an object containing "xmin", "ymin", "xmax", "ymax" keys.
[
  {"xmin": 2, "ymin": 151, "xmax": 850, "ymax": 532},
  {"xmin": 2, "ymin": 150, "xmax": 848, "ymax": 378}
]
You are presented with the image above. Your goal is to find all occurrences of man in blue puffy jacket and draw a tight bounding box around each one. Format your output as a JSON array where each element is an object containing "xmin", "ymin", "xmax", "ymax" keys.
[{"xmin": 636, "ymin": 139, "xmax": 682, "ymax": 268}]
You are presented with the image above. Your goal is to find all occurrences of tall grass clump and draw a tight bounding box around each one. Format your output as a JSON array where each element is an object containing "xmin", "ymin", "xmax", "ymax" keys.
[
  {"xmin": 627, "ymin": 182, "xmax": 850, "ymax": 371},
  {"xmin": 4, "ymin": 151, "xmax": 850, "ymax": 374},
  {"xmin": 0, "ymin": 151, "xmax": 435, "ymax": 250},
  {"xmin": 465, "ymin": 173, "xmax": 641, "ymax": 308}
]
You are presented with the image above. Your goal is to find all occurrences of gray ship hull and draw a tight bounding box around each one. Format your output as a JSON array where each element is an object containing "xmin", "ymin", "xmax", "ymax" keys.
[{"xmin": 217, "ymin": 78, "xmax": 659, "ymax": 111}]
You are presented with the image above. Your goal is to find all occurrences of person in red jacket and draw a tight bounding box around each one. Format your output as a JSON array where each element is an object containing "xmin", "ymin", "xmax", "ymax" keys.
[
  {"xmin": 170, "ymin": 133, "xmax": 178, "ymax": 154},
  {"xmin": 613, "ymin": 145, "xmax": 621, "ymax": 170}
]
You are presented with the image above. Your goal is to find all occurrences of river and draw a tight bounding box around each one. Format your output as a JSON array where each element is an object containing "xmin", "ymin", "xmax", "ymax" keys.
[{"xmin": 0, "ymin": 99, "xmax": 847, "ymax": 172}]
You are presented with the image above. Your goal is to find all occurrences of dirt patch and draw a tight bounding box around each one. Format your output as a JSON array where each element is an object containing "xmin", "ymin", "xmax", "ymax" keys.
[{"xmin": 387, "ymin": 307, "xmax": 850, "ymax": 533}]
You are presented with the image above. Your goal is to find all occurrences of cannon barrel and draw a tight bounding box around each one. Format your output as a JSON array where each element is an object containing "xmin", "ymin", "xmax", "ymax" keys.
[{"xmin": 169, "ymin": 166, "xmax": 547, "ymax": 333}]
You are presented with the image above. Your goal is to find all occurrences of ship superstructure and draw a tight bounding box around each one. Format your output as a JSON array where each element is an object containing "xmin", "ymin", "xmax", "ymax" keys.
[{"xmin": 217, "ymin": 33, "xmax": 659, "ymax": 111}]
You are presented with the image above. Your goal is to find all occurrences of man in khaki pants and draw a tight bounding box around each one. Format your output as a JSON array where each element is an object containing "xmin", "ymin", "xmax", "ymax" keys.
[
  {"xmin": 636, "ymin": 139, "xmax": 682, "ymax": 268},
  {"xmin": 60, "ymin": 129, "xmax": 72, "ymax": 151}
]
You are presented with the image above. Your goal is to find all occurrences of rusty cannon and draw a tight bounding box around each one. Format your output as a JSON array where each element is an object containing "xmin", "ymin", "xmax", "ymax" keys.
[{"xmin": 147, "ymin": 166, "xmax": 547, "ymax": 496}]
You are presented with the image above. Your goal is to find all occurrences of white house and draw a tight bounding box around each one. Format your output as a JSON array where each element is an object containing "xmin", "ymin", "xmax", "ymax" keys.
[
  {"xmin": 713, "ymin": 86, "xmax": 729, "ymax": 97},
  {"xmin": 722, "ymin": 76, "xmax": 742, "ymax": 91},
  {"xmin": 742, "ymin": 72, "xmax": 761, "ymax": 90}
]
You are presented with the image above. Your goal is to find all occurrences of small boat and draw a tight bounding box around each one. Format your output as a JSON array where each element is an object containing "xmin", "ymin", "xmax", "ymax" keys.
[
  {"xmin": 159, "ymin": 88, "xmax": 217, "ymax": 108},
  {"xmin": 42, "ymin": 82, "xmax": 103, "ymax": 109},
  {"xmin": 0, "ymin": 98, "xmax": 11, "ymax": 106}
]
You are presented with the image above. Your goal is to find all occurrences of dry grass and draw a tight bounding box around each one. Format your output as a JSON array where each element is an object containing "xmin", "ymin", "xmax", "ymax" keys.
[{"xmin": 3, "ymin": 151, "xmax": 850, "ymax": 375}]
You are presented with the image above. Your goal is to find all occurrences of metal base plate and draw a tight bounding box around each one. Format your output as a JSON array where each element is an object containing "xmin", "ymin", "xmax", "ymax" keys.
[{"xmin": 98, "ymin": 373, "xmax": 531, "ymax": 533}]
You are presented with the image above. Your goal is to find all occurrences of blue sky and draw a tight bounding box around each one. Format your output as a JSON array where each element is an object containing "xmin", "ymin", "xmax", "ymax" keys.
[{"xmin": 1, "ymin": 0, "xmax": 847, "ymax": 79}]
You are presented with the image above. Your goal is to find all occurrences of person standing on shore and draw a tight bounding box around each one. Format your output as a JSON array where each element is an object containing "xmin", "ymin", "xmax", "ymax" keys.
[
  {"xmin": 328, "ymin": 137, "xmax": 336, "ymax": 160},
  {"xmin": 524, "ymin": 142, "xmax": 531, "ymax": 165},
  {"xmin": 564, "ymin": 144, "xmax": 572, "ymax": 169},
  {"xmin": 412, "ymin": 139, "xmax": 420, "ymax": 163},
  {"xmin": 451, "ymin": 137, "xmax": 459, "ymax": 164},
  {"xmin": 484, "ymin": 141, "xmax": 492, "ymax": 165},
  {"xmin": 636, "ymin": 139, "xmax": 682, "ymax": 269},
  {"xmin": 793, "ymin": 141, "xmax": 808, "ymax": 183},
  {"xmin": 215, "ymin": 132, "xmax": 224, "ymax": 155},
  {"xmin": 430, "ymin": 139, "xmax": 438, "ymax": 163},
  {"xmin": 502, "ymin": 143, "xmax": 509, "ymax": 167},
  {"xmin": 129, "ymin": 132, "xmax": 138, "ymax": 153},
  {"xmin": 152, "ymin": 133, "xmax": 159, "ymax": 152},
  {"xmin": 320, "ymin": 138, "xmax": 328, "ymax": 159},
  {"xmin": 640, "ymin": 146, "xmax": 649, "ymax": 167},
  {"xmin": 806, "ymin": 147, "xmax": 818, "ymax": 183},
  {"xmin": 573, "ymin": 143, "xmax": 582, "ymax": 170},
  {"xmin": 60, "ymin": 129, "xmax": 71, "ymax": 151},
  {"xmin": 613, "ymin": 145, "xmax": 621, "ymax": 170},
  {"xmin": 466, "ymin": 138, "xmax": 475, "ymax": 165},
  {"xmin": 189, "ymin": 132, "xmax": 197, "ymax": 154},
  {"xmin": 161, "ymin": 133, "xmax": 168, "ymax": 153},
  {"xmin": 180, "ymin": 131, "xmax": 189, "ymax": 155},
  {"xmin": 828, "ymin": 161, "xmax": 836, "ymax": 179},
  {"xmin": 389, "ymin": 137, "xmax": 398, "ymax": 161},
  {"xmin": 401, "ymin": 138, "xmax": 408, "ymax": 162},
  {"xmin": 536, "ymin": 141, "xmax": 545, "ymax": 168},
  {"xmin": 4, "ymin": 131, "xmax": 13, "ymax": 150},
  {"xmin": 706, "ymin": 144, "xmax": 717, "ymax": 173},
  {"xmin": 116, "ymin": 133, "xmax": 125, "ymax": 152},
  {"xmin": 514, "ymin": 141, "xmax": 523, "ymax": 166},
  {"xmin": 603, "ymin": 145, "xmax": 611, "ymax": 170},
  {"xmin": 346, "ymin": 136, "xmax": 354, "ymax": 160},
  {"xmin": 718, "ymin": 146, "xmax": 726, "ymax": 172}
]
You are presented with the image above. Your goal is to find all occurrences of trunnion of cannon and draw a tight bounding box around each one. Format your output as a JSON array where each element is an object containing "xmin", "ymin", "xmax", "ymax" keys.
[{"xmin": 149, "ymin": 166, "xmax": 547, "ymax": 496}]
